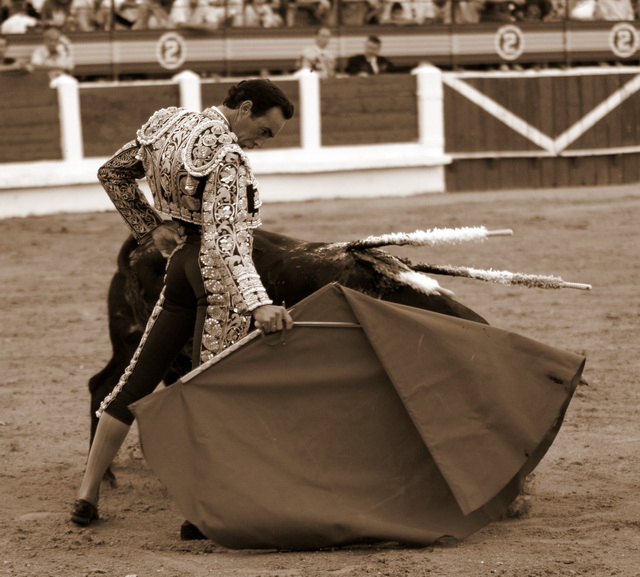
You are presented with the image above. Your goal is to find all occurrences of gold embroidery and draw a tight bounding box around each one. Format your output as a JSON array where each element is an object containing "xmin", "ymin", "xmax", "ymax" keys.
[
  {"xmin": 101, "ymin": 105, "xmax": 272, "ymax": 372},
  {"xmin": 198, "ymin": 147, "xmax": 271, "ymax": 361},
  {"xmin": 137, "ymin": 107, "xmax": 191, "ymax": 146},
  {"xmin": 98, "ymin": 140, "xmax": 163, "ymax": 240}
]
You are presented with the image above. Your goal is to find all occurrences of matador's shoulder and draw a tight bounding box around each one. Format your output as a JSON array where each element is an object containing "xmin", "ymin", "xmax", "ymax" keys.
[
  {"xmin": 136, "ymin": 106, "xmax": 193, "ymax": 145},
  {"xmin": 136, "ymin": 106, "xmax": 244, "ymax": 178},
  {"xmin": 182, "ymin": 107, "xmax": 243, "ymax": 178}
]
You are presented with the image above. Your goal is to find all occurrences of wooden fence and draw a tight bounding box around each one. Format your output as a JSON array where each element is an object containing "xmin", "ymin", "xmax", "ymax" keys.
[
  {"xmin": 2, "ymin": 66, "xmax": 640, "ymax": 192},
  {"xmin": 0, "ymin": 72, "xmax": 61, "ymax": 163},
  {"xmin": 442, "ymin": 68, "xmax": 640, "ymax": 190}
]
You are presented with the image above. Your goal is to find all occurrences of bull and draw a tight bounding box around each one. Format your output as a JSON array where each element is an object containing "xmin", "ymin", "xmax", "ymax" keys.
[{"xmin": 88, "ymin": 228, "xmax": 489, "ymax": 486}]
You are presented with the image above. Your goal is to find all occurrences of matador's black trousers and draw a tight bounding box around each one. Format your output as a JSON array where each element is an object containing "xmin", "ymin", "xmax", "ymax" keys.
[{"xmin": 102, "ymin": 225, "xmax": 207, "ymax": 425}]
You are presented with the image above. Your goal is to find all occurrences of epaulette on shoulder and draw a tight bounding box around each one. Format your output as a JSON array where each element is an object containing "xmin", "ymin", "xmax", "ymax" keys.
[
  {"xmin": 137, "ymin": 107, "xmax": 192, "ymax": 145},
  {"xmin": 182, "ymin": 118, "xmax": 243, "ymax": 178}
]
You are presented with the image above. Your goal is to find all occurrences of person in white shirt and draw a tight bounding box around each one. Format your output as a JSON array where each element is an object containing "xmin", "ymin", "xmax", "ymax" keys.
[
  {"xmin": 1, "ymin": 0, "xmax": 39, "ymax": 33},
  {"xmin": 298, "ymin": 25, "xmax": 335, "ymax": 78},
  {"xmin": 28, "ymin": 24, "xmax": 74, "ymax": 79}
]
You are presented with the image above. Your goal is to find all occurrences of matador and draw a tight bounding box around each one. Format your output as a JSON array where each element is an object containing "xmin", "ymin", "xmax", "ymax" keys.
[{"xmin": 71, "ymin": 79, "xmax": 295, "ymax": 530}]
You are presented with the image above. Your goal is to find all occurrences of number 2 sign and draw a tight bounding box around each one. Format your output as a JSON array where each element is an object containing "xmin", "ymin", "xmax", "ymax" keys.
[
  {"xmin": 609, "ymin": 23, "xmax": 639, "ymax": 59},
  {"xmin": 157, "ymin": 32, "xmax": 187, "ymax": 70},
  {"xmin": 495, "ymin": 25, "xmax": 525, "ymax": 62}
]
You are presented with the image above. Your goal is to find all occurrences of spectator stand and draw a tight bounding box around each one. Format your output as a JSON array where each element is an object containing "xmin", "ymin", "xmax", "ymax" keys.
[{"xmin": 2, "ymin": 1, "xmax": 640, "ymax": 78}]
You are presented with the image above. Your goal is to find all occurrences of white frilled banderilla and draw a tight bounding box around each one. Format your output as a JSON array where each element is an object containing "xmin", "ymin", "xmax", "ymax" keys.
[{"xmin": 337, "ymin": 226, "xmax": 592, "ymax": 292}]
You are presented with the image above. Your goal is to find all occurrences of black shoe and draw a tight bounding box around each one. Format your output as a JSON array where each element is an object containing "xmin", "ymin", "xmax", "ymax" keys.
[
  {"xmin": 180, "ymin": 520, "xmax": 208, "ymax": 540},
  {"xmin": 70, "ymin": 499, "xmax": 99, "ymax": 526}
]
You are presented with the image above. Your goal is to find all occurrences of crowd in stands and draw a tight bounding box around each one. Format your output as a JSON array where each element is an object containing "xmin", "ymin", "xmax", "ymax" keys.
[{"xmin": 1, "ymin": 0, "xmax": 639, "ymax": 33}]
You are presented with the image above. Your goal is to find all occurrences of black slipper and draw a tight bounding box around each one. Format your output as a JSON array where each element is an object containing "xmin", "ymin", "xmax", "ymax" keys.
[
  {"xmin": 70, "ymin": 499, "xmax": 99, "ymax": 526},
  {"xmin": 180, "ymin": 520, "xmax": 208, "ymax": 540}
]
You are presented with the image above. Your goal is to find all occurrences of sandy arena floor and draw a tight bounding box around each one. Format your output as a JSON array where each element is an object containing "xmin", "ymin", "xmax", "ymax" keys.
[{"xmin": 1, "ymin": 184, "xmax": 639, "ymax": 577}]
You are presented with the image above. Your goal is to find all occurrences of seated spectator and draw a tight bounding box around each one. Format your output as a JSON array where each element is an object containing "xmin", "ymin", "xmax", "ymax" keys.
[
  {"xmin": 594, "ymin": 0, "xmax": 633, "ymax": 19},
  {"xmin": 515, "ymin": 0, "xmax": 551, "ymax": 20},
  {"xmin": 286, "ymin": 0, "xmax": 333, "ymax": 27},
  {"xmin": 27, "ymin": 24, "xmax": 74, "ymax": 78},
  {"xmin": 1, "ymin": 0, "xmax": 39, "ymax": 33},
  {"xmin": 435, "ymin": 0, "xmax": 485, "ymax": 23},
  {"xmin": 242, "ymin": 0, "xmax": 283, "ymax": 27},
  {"xmin": 366, "ymin": 0, "xmax": 434, "ymax": 23},
  {"xmin": 1, "ymin": 0, "xmax": 40, "ymax": 22},
  {"xmin": 480, "ymin": 0, "xmax": 515, "ymax": 20},
  {"xmin": 362, "ymin": 0, "xmax": 384, "ymax": 23},
  {"xmin": 170, "ymin": 0, "xmax": 224, "ymax": 29},
  {"xmin": 568, "ymin": 0, "xmax": 595, "ymax": 19},
  {"xmin": 383, "ymin": 0, "xmax": 438, "ymax": 23},
  {"xmin": 69, "ymin": 0, "xmax": 94, "ymax": 30},
  {"xmin": 133, "ymin": 0, "xmax": 174, "ymax": 29},
  {"xmin": 412, "ymin": 0, "xmax": 438, "ymax": 22},
  {"xmin": 39, "ymin": 0, "xmax": 75, "ymax": 29},
  {"xmin": 337, "ymin": 0, "xmax": 370, "ymax": 25},
  {"xmin": 69, "ymin": 0, "xmax": 110, "ymax": 31},
  {"xmin": 1, "ymin": 32, "xmax": 27, "ymax": 70},
  {"xmin": 346, "ymin": 34, "xmax": 394, "ymax": 76},
  {"xmin": 297, "ymin": 25, "xmax": 335, "ymax": 77},
  {"xmin": 380, "ymin": 0, "xmax": 417, "ymax": 24},
  {"xmin": 543, "ymin": 0, "xmax": 565, "ymax": 20},
  {"xmin": 107, "ymin": 0, "xmax": 143, "ymax": 29}
]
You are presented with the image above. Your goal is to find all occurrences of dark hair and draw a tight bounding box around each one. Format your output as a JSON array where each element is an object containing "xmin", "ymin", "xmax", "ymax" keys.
[
  {"xmin": 367, "ymin": 35, "xmax": 381, "ymax": 45},
  {"xmin": 224, "ymin": 79, "xmax": 294, "ymax": 120}
]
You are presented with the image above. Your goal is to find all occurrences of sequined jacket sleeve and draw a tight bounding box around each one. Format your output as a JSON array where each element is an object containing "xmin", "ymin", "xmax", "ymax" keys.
[
  {"xmin": 198, "ymin": 147, "xmax": 273, "ymax": 314},
  {"xmin": 97, "ymin": 140, "xmax": 163, "ymax": 240}
]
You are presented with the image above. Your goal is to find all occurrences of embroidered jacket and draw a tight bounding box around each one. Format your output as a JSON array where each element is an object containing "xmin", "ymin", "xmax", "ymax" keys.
[{"xmin": 97, "ymin": 106, "xmax": 273, "ymax": 347}]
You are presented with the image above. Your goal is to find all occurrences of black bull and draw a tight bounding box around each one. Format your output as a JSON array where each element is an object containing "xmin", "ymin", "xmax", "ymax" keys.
[{"xmin": 88, "ymin": 228, "xmax": 489, "ymax": 473}]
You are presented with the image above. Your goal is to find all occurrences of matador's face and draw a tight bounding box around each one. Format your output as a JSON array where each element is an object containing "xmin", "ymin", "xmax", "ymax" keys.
[{"xmin": 231, "ymin": 102, "xmax": 286, "ymax": 150}]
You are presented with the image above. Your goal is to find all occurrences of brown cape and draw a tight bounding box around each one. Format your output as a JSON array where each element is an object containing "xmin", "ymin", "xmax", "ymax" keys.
[{"xmin": 131, "ymin": 283, "xmax": 584, "ymax": 550}]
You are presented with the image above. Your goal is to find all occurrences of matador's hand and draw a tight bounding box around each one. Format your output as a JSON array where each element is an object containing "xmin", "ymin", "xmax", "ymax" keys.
[
  {"xmin": 150, "ymin": 222, "xmax": 185, "ymax": 258},
  {"xmin": 253, "ymin": 305, "xmax": 294, "ymax": 334}
]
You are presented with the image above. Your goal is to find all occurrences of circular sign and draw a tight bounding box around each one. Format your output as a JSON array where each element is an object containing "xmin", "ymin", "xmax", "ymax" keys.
[
  {"xmin": 609, "ymin": 23, "xmax": 639, "ymax": 59},
  {"xmin": 156, "ymin": 32, "xmax": 187, "ymax": 70},
  {"xmin": 495, "ymin": 25, "xmax": 525, "ymax": 62}
]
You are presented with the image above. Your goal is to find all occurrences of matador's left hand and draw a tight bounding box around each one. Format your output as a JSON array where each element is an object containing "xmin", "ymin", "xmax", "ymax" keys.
[
  {"xmin": 150, "ymin": 222, "xmax": 185, "ymax": 258},
  {"xmin": 253, "ymin": 304, "xmax": 294, "ymax": 334}
]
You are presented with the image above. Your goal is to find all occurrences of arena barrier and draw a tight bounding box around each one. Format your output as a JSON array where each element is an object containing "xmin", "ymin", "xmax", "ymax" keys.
[
  {"xmin": 0, "ymin": 66, "xmax": 449, "ymax": 217},
  {"xmin": 2, "ymin": 65, "xmax": 640, "ymax": 217},
  {"xmin": 443, "ymin": 66, "xmax": 640, "ymax": 190}
]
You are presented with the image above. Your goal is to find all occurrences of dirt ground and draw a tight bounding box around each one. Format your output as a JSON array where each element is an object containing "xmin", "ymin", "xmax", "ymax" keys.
[{"xmin": 1, "ymin": 183, "xmax": 639, "ymax": 577}]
